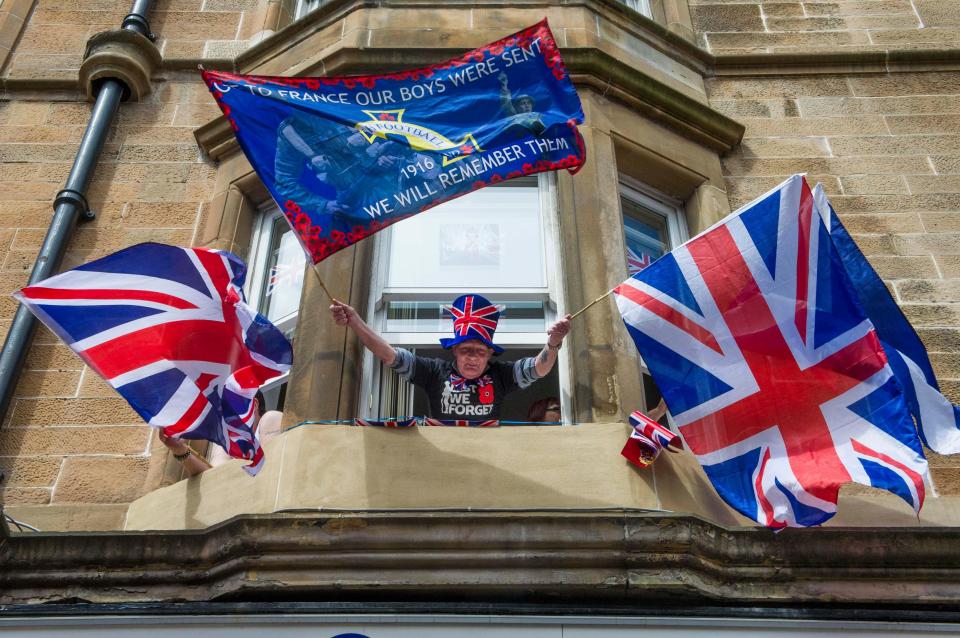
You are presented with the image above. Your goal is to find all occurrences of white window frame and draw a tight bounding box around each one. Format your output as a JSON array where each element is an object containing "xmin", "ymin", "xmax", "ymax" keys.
[
  {"xmin": 619, "ymin": 176, "xmax": 687, "ymax": 265},
  {"xmin": 619, "ymin": 177, "xmax": 686, "ymax": 416},
  {"xmin": 294, "ymin": 0, "xmax": 330, "ymax": 19},
  {"xmin": 620, "ymin": 0, "xmax": 654, "ymax": 18},
  {"xmin": 245, "ymin": 203, "xmax": 304, "ymax": 338},
  {"xmin": 359, "ymin": 174, "xmax": 571, "ymax": 421},
  {"xmin": 245, "ymin": 203, "xmax": 308, "ymax": 411}
]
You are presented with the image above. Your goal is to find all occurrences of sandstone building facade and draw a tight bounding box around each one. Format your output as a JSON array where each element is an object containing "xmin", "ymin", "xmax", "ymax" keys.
[{"xmin": 1, "ymin": 0, "xmax": 960, "ymax": 619}]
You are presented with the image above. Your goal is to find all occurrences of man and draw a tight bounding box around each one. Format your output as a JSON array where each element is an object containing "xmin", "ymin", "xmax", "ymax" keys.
[
  {"xmin": 158, "ymin": 390, "xmax": 283, "ymax": 477},
  {"xmin": 330, "ymin": 293, "xmax": 571, "ymax": 420}
]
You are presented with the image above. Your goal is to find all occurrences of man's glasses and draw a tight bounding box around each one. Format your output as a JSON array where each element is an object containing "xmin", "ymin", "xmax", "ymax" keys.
[{"xmin": 455, "ymin": 347, "xmax": 492, "ymax": 359}]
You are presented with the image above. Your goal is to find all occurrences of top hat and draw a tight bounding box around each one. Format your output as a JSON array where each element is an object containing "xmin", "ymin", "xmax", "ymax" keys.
[{"xmin": 439, "ymin": 294, "xmax": 504, "ymax": 355}]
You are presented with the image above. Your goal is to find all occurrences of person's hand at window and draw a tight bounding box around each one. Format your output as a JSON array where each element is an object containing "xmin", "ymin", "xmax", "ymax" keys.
[
  {"xmin": 330, "ymin": 299, "xmax": 359, "ymax": 326},
  {"xmin": 647, "ymin": 398, "xmax": 667, "ymax": 422},
  {"xmin": 158, "ymin": 430, "xmax": 209, "ymax": 477},
  {"xmin": 547, "ymin": 314, "xmax": 572, "ymax": 348}
]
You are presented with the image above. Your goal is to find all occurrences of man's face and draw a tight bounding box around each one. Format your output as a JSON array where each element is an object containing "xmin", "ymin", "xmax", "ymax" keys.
[
  {"xmin": 452, "ymin": 340, "xmax": 494, "ymax": 379},
  {"xmin": 517, "ymin": 98, "xmax": 534, "ymax": 113}
]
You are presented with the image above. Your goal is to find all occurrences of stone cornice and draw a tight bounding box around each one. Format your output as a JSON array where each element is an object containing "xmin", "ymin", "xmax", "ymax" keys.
[
  {"xmin": 566, "ymin": 48, "xmax": 743, "ymax": 151},
  {"xmin": 2, "ymin": 512, "xmax": 960, "ymax": 605},
  {"xmin": 230, "ymin": 0, "xmax": 712, "ymax": 78},
  {"xmin": 711, "ymin": 48, "xmax": 960, "ymax": 77}
]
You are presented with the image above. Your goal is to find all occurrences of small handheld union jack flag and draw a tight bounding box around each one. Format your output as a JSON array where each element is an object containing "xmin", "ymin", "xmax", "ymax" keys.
[
  {"xmin": 629, "ymin": 410, "xmax": 681, "ymax": 452},
  {"xmin": 422, "ymin": 418, "xmax": 500, "ymax": 427},
  {"xmin": 439, "ymin": 293, "xmax": 505, "ymax": 354},
  {"xmin": 15, "ymin": 243, "xmax": 292, "ymax": 476},
  {"xmin": 353, "ymin": 417, "xmax": 417, "ymax": 428}
]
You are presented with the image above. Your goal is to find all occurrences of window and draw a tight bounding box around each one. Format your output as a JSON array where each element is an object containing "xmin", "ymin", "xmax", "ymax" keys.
[
  {"xmin": 362, "ymin": 176, "xmax": 568, "ymax": 421},
  {"xmin": 619, "ymin": 0, "xmax": 654, "ymax": 19},
  {"xmin": 244, "ymin": 205, "xmax": 307, "ymax": 412},
  {"xmin": 246, "ymin": 206, "xmax": 306, "ymax": 337},
  {"xmin": 294, "ymin": 0, "xmax": 333, "ymax": 19},
  {"xmin": 620, "ymin": 178, "xmax": 686, "ymax": 416}
]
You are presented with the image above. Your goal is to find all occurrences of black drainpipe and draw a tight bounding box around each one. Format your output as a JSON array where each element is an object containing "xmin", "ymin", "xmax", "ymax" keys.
[{"xmin": 0, "ymin": 0, "xmax": 155, "ymax": 425}]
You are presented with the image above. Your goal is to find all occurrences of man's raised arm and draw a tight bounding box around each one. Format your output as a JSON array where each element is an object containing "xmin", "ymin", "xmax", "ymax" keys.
[
  {"xmin": 534, "ymin": 313, "xmax": 572, "ymax": 378},
  {"xmin": 329, "ymin": 300, "xmax": 397, "ymax": 365}
]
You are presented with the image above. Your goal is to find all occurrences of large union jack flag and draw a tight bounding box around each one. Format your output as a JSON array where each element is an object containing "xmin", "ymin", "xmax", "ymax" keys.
[
  {"xmin": 16, "ymin": 243, "xmax": 292, "ymax": 475},
  {"xmin": 615, "ymin": 175, "xmax": 930, "ymax": 527},
  {"xmin": 814, "ymin": 184, "xmax": 960, "ymax": 456}
]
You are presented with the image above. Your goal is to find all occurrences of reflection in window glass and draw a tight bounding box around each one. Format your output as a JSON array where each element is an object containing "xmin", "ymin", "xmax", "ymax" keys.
[
  {"xmin": 622, "ymin": 197, "xmax": 669, "ymax": 275},
  {"xmin": 294, "ymin": 0, "xmax": 332, "ymax": 19},
  {"xmin": 385, "ymin": 301, "xmax": 545, "ymax": 333},
  {"xmin": 257, "ymin": 215, "xmax": 306, "ymax": 325},
  {"xmin": 387, "ymin": 184, "xmax": 544, "ymax": 289}
]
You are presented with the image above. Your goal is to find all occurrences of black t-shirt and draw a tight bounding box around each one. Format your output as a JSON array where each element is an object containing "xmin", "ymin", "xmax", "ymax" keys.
[{"xmin": 410, "ymin": 356, "xmax": 521, "ymax": 420}]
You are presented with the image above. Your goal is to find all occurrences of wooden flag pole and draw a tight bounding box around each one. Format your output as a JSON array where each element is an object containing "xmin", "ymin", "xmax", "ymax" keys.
[
  {"xmin": 311, "ymin": 263, "xmax": 335, "ymax": 302},
  {"xmin": 568, "ymin": 288, "xmax": 615, "ymax": 321},
  {"xmin": 187, "ymin": 446, "xmax": 214, "ymax": 469}
]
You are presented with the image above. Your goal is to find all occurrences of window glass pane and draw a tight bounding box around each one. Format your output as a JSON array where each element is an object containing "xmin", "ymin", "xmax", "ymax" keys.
[
  {"xmin": 619, "ymin": 0, "xmax": 653, "ymax": 17},
  {"xmin": 385, "ymin": 300, "xmax": 545, "ymax": 333},
  {"xmin": 622, "ymin": 198, "xmax": 669, "ymax": 275},
  {"xmin": 295, "ymin": 0, "xmax": 331, "ymax": 18},
  {"xmin": 259, "ymin": 216, "xmax": 306, "ymax": 323},
  {"xmin": 387, "ymin": 185, "xmax": 544, "ymax": 289}
]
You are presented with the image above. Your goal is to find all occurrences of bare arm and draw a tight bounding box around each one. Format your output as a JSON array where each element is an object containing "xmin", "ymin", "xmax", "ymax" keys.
[
  {"xmin": 158, "ymin": 431, "xmax": 209, "ymax": 477},
  {"xmin": 329, "ymin": 299, "xmax": 397, "ymax": 365},
  {"xmin": 534, "ymin": 313, "xmax": 572, "ymax": 378}
]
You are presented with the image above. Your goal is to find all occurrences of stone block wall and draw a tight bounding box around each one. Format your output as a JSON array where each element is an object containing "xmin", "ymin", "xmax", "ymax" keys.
[
  {"xmin": 0, "ymin": 0, "xmax": 240, "ymax": 514},
  {"xmin": 706, "ymin": 77, "xmax": 960, "ymax": 493},
  {"xmin": 691, "ymin": 0, "xmax": 960, "ymax": 53},
  {"xmin": 4, "ymin": 0, "xmax": 277, "ymax": 82},
  {"xmin": 0, "ymin": 71, "xmax": 220, "ymax": 510}
]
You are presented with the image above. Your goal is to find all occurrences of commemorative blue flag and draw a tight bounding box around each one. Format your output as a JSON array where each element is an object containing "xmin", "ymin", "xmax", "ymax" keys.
[{"xmin": 201, "ymin": 20, "xmax": 585, "ymax": 263}]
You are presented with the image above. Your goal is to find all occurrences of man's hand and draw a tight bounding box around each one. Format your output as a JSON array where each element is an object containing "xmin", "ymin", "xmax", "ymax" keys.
[
  {"xmin": 547, "ymin": 314, "xmax": 572, "ymax": 348},
  {"xmin": 498, "ymin": 72, "xmax": 509, "ymax": 88},
  {"xmin": 330, "ymin": 299, "xmax": 358, "ymax": 326},
  {"xmin": 648, "ymin": 398, "xmax": 667, "ymax": 422},
  {"xmin": 329, "ymin": 299, "xmax": 398, "ymax": 365}
]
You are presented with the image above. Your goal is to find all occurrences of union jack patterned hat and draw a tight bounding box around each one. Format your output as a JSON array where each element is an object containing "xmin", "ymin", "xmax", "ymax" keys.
[{"xmin": 439, "ymin": 294, "xmax": 504, "ymax": 355}]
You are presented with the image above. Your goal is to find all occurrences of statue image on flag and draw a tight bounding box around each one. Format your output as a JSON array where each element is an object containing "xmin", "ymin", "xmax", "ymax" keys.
[{"xmin": 201, "ymin": 19, "xmax": 585, "ymax": 263}]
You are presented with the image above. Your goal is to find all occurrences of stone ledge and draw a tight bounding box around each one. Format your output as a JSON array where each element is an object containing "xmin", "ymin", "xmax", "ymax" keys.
[
  {"xmin": 712, "ymin": 48, "xmax": 960, "ymax": 76},
  {"xmin": 123, "ymin": 422, "xmax": 726, "ymax": 531},
  {"xmin": 3, "ymin": 511, "xmax": 960, "ymax": 605}
]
